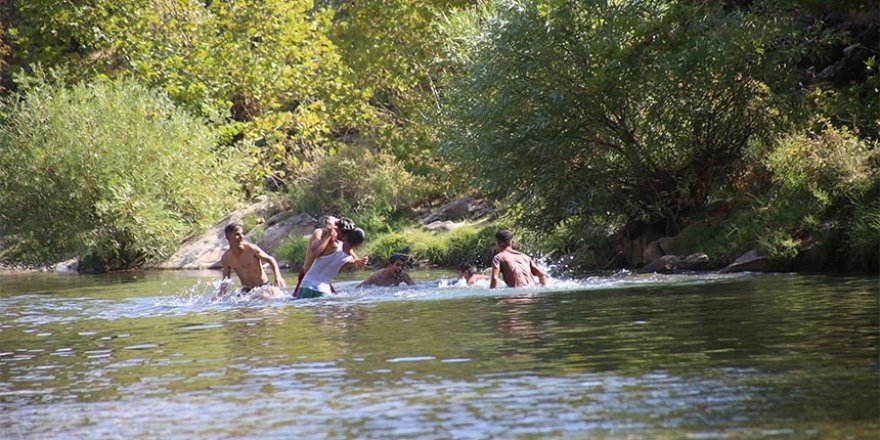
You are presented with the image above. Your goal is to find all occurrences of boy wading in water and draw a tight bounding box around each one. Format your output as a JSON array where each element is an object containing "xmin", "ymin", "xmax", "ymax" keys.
[
  {"xmin": 458, "ymin": 263, "xmax": 491, "ymax": 285},
  {"xmin": 294, "ymin": 216, "xmax": 356, "ymax": 296},
  {"xmin": 220, "ymin": 224, "xmax": 286, "ymax": 297},
  {"xmin": 490, "ymin": 229, "xmax": 547, "ymax": 289},
  {"xmin": 297, "ymin": 222, "xmax": 369, "ymax": 299},
  {"xmin": 356, "ymin": 253, "xmax": 415, "ymax": 288}
]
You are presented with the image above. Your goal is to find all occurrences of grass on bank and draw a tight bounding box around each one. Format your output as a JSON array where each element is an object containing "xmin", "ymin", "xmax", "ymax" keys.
[{"xmin": 274, "ymin": 223, "xmax": 501, "ymax": 271}]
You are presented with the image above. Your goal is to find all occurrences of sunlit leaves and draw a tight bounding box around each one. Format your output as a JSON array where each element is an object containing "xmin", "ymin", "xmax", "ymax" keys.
[
  {"xmin": 439, "ymin": 0, "xmax": 805, "ymax": 229},
  {"xmin": 0, "ymin": 72, "xmax": 242, "ymax": 268}
]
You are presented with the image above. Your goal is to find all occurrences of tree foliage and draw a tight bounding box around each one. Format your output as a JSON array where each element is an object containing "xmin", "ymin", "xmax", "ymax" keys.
[
  {"xmin": 0, "ymin": 72, "xmax": 241, "ymax": 269},
  {"xmin": 439, "ymin": 0, "xmax": 807, "ymax": 230}
]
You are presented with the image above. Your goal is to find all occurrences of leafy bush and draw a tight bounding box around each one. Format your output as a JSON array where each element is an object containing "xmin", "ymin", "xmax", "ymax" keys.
[
  {"xmin": 274, "ymin": 235, "xmax": 310, "ymax": 270},
  {"xmin": 359, "ymin": 224, "xmax": 498, "ymax": 269},
  {"xmin": 288, "ymin": 145, "xmax": 417, "ymax": 234},
  {"xmin": 847, "ymin": 190, "xmax": 880, "ymax": 270},
  {"xmin": 750, "ymin": 125, "xmax": 863, "ymax": 252},
  {"xmin": 439, "ymin": 0, "xmax": 805, "ymax": 230},
  {"xmin": 0, "ymin": 72, "xmax": 242, "ymax": 269},
  {"xmin": 674, "ymin": 125, "xmax": 878, "ymax": 268}
]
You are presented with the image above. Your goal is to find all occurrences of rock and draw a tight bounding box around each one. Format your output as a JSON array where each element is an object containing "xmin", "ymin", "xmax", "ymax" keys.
[
  {"xmin": 421, "ymin": 196, "xmax": 495, "ymax": 224},
  {"xmin": 255, "ymin": 212, "xmax": 316, "ymax": 254},
  {"xmin": 423, "ymin": 220, "xmax": 467, "ymax": 232},
  {"xmin": 52, "ymin": 259, "xmax": 79, "ymax": 273},
  {"xmin": 640, "ymin": 253, "xmax": 709, "ymax": 273},
  {"xmin": 721, "ymin": 249, "xmax": 779, "ymax": 273},
  {"xmin": 642, "ymin": 236, "xmax": 676, "ymax": 265},
  {"xmin": 153, "ymin": 196, "xmax": 271, "ymax": 270},
  {"xmin": 619, "ymin": 231, "xmax": 665, "ymax": 266}
]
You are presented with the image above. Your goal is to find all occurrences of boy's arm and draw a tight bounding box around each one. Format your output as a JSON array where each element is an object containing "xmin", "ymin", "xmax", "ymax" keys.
[
  {"xmin": 490, "ymin": 255, "xmax": 501, "ymax": 289},
  {"xmin": 219, "ymin": 255, "xmax": 232, "ymax": 295},
  {"xmin": 356, "ymin": 270, "xmax": 379, "ymax": 288},
  {"xmin": 530, "ymin": 259, "xmax": 547, "ymax": 286},
  {"xmin": 402, "ymin": 272, "xmax": 415, "ymax": 286},
  {"xmin": 251, "ymin": 244, "xmax": 287, "ymax": 288},
  {"xmin": 342, "ymin": 254, "xmax": 370, "ymax": 272},
  {"xmin": 302, "ymin": 227, "xmax": 329, "ymax": 273}
]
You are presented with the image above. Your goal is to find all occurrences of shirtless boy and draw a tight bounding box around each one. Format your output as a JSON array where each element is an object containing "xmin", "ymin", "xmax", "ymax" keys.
[
  {"xmin": 458, "ymin": 263, "xmax": 491, "ymax": 285},
  {"xmin": 357, "ymin": 253, "xmax": 415, "ymax": 288},
  {"xmin": 220, "ymin": 224, "xmax": 286, "ymax": 296},
  {"xmin": 490, "ymin": 229, "xmax": 547, "ymax": 289}
]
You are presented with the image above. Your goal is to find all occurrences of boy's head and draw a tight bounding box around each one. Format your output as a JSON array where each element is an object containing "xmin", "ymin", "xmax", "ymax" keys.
[
  {"xmin": 495, "ymin": 229, "xmax": 514, "ymax": 250},
  {"xmin": 347, "ymin": 227, "xmax": 366, "ymax": 247},
  {"xmin": 325, "ymin": 215, "xmax": 355, "ymax": 239},
  {"xmin": 388, "ymin": 253, "xmax": 407, "ymax": 272},
  {"xmin": 224, "ymin": 224, "xmax": 244, "ymax": 243},
  {"xmin": 336, "ymin": 217, "xmax": 355, "ymax": 232},
  {"xmin": 458, "ymin": 263, "xmax": 476, "ymax": 276}
]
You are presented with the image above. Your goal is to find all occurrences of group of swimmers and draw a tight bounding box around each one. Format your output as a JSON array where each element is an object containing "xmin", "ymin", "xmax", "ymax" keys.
[{"xmin": 219, "ymin": 216, "xmax": 547, "ymax": 299}]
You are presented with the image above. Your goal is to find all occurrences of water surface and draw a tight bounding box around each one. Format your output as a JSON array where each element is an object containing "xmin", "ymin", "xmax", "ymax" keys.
[{"xmin": 1, "ymin": 270, "xmax": 877, "ymax": 439}]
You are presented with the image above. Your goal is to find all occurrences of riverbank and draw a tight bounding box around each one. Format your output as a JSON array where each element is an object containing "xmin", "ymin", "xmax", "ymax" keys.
[{"xmin": 2, "ymin": 191, "xmax": 876, "ymax": 276}]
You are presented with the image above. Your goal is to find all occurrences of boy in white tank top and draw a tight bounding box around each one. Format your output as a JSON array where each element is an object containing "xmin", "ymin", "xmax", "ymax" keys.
[{"xmin": 297, "ymin": 227, "xmax": 368, "ymax": 299}]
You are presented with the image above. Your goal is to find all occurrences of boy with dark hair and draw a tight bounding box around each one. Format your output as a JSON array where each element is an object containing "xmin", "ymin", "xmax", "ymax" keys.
[
  {"xmin": 294, "ymin": 215, "xmax": 356, "ymax": 296},
  {"xmin": 220, "ymin": 223, "xmax": 286, "ymax": 296},
  {"xmin": 490, "ymin": 229, "xmax": 547, "ymax": 288},
  {"xmin": 297, "ymin": 226, "xmax": 369, "ymax": 299},
  {"xmin": 458, "ymin": 262, "xmax": 491, "ymax": 285},
  {"xmin": 357, "ymin": 253, "xmax": 415, "ymax": 288}
]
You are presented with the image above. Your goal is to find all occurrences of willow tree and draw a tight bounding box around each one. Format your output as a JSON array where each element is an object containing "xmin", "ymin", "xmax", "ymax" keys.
[
  {"xmin": 439, "ymin": 0, "xmax": 806, "ymax": 233},
  {"xmin": 0, "ymin": 74, "xmax": 241, "ymax": 269}
]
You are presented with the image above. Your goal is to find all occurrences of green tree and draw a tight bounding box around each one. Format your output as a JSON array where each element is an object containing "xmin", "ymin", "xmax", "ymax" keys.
[
  {"xmin": 439, "ymin": 0, "xmax": 805, "ymax": 231},
  {"xmin": 0, "ymin": 72, "xmax": 241, "ymax": 269},
  {"xmin": 329, "ymin": 0, "xmax": 472, "ymax": 200}
]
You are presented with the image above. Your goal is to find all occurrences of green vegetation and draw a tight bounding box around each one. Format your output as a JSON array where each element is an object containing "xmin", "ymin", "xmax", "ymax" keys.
[
  {"xmin": 275, "ymin": 235, "xmax": 310, "ymax": 270},
  {"xmin": 273, "ymin": 224, "xmax": 500, "ymax": 272},
  {"xmin": 439, "ymin": 0, "xmax": 804, "ymax": 230},
  {"xmin": 0, "ymin": 72, "xmax": 240, "ymax": 270},
  {"xmin": 0, "ymin": 0, "xmax": 876, "ymax": 273},
  {"xmin": 360, "ymin": 224, "xmax": 499, "ymax": 268},
  {"xmin": 287, "ymin": 145, "xmax": 418, "ymax": 234}
]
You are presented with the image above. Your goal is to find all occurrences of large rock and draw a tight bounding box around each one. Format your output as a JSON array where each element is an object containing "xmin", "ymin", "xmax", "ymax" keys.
[
  {"xmin": 421, "ymin": 196, "xmax": 495, "ymax": 224},
  {"xmin": 619, "ymin": 231, "xmax": 665, "ymax": 266},
  {"xmin": 423, "ymin": 220, "xmax": 467, "ymax": 232},
  {"xmin": 721, "ymin": 249, "xmax": 784, "ymax": 273},
  {"xmin": 255, "ymin": 212, "xmax": 316, "ymax": 254},
  {"xmin": 153, "ymin": 197, "xmax": 271, "ymax": 270},
  {"xmin": 640, "ymin": 253, "xmax": 710, "ymax": 273},
  {"xmin": 642, "ymin": 236, "xmax": 676, "ymax": 266}
]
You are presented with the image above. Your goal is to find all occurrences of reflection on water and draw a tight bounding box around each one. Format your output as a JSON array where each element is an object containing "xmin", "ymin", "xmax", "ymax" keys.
[{"xmin": 0, "ymin": 270, "xmax": 877, "ymax": 439}]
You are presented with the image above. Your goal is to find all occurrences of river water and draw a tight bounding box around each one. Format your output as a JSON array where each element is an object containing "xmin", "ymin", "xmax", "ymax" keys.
[{"xmin": 0, "ymin": 270, "xmax": 877, "ymax": 439}]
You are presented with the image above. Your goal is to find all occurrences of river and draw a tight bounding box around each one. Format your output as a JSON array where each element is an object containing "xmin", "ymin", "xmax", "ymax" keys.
[{"xmin": 1, "ymin": 270, "xmax": 877, "ymax": 439}]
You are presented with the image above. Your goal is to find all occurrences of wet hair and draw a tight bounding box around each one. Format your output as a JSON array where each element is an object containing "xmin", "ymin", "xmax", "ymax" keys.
[
  {"xmin": 458, "ymin": 263, "xmax": 476, "ymax": 274},
  {"xmin": 336, "ymin": 217, "xmax": 355, "ymax": 240},
  {"xmin": 389, "ymin": 253, "xmax": 407, "ymax": 265},
  {"xmin": 495, "ymin": 229, "xmax": 514, "ymax": 243},
  {"xmin": 224, "ymin": 223, "xmax": 243, "ymax": 236},
  {"xmin": 347, "ymin": 227, "xmax": 366, "ymax": 246},
  {"xmin": 336, "ymin": 217, "xmax": 355, "ymax": 232}
]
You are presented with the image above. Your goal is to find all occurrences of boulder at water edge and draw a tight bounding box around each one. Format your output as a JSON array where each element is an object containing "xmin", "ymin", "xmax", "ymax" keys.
[
  {"xmin": 152, "ymin": 197, "xmax": 270, "ymax": 270},
  {"xmin": 255, "ymin": 212, "xmax": 316, "ymax": 255}
]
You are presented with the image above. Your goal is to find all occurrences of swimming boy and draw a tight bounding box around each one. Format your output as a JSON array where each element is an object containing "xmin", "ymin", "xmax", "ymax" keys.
[
  {"xmin": 220, "ymin": 223, "xmax": 286, "ymax": 296},
  {"xmin": 458, "ymin": 263, "xmax": 491, "ymax": 285},
  {"xmin": 356, "ymin": 253, "xmax": 415, "ymax": 288},
  {"xmin": 490, "ymin": 229, "xmax": 547, "ymax": 288},
  {"xmin": 297, "ymin": 225, "xmax": 369, "ymax": 299}
]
